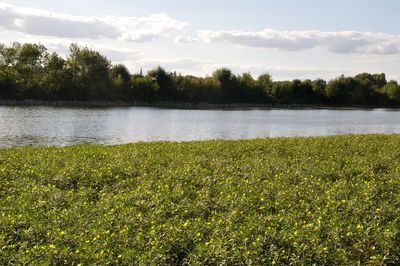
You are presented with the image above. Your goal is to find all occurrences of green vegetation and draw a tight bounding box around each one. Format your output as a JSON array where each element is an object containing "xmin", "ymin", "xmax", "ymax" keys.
[
  {"xmin": 1, "ymin": 135, "xmax": 400, "ymax": 264},
  {"xmin": 1, "ymin": 42, "xmax": 400, "ymax": 106}
]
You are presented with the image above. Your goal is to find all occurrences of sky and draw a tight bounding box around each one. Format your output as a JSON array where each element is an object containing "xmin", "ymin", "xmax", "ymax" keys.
[{"xmin": 0, "ymin": 0, "xmax": 399, "ymax": 81}]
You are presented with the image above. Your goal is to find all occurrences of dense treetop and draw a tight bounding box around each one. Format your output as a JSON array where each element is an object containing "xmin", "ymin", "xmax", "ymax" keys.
[{"xmin": 0, "ymin": 42, "xmax": 399, "ymax": 106}]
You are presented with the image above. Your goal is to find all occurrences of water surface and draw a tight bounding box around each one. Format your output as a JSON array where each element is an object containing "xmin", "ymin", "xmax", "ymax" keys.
[{"xmin": 1, "ymin": 106, "xmax": 400, "ymax": 147}]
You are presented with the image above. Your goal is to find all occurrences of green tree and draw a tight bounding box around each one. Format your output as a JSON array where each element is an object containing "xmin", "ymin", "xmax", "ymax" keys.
[
  {"xmin": 257, "ymin": 73, "xmax": 273, "ymax": 94},
  {"xmin": 354, "ymin": 73, "xmax": 386, "ymax": 104},
  {"xmin": 381, "ymin": 81, "xmax": 400, "ymax": 102},
  {"xmin": 131, "ymin": 75, "xmax": 159, "ymax": 101},
  {"xmin": 109, "ymin": 64, "xmax": 131, "ymax": 100},
  {"xmin": 271, "ymin": 81, "xmax": 293, "ymax": 103},
  {"xmin": 311, "ymin": 79, "xmax": 327, "ymax": 103},
  {"xmin": 66, "ymin": 44, "xmax": 113, "ymax": 100},
  {"xmin": 40, "ymin": 52, "xmax": 72, "ymax": 100},
  {"xmin": 201, "ymin": 76, "xmax": 221, "ymax": 103},
  {"xmin": 177, "ymin": 75, "xmax": 221, "ymax": 103},
  {"xmin": 237, "ymin": 72, "xmax": 267, "ymax": 103},
  {"xmin": 351, "ymin": 72, "xmax": 387, "ymax": 88},
  {"xmin": 147, "ymin": 66, "xmax": 177, "ymax": 101},
  {"xmin": 213, "ymin": 68, "xmax": 240, "ymax": 102},
  {"xmin": 0, "ymin": 42, "xmax": 398, "ymax": 106},
  {"xmin": 0, "ymin": 66, "xmax": 14, "ymax": 99},
  {"xmin": 292, "ymin": 79, "xmax": 315, "ymax": 104},
  {"xmin": 326, "ymin": 76, "xmax": 368, "ymax": 105},
  {"xmin": 0, "ymin": 42, "xmax": 47, "ymax": 99}
]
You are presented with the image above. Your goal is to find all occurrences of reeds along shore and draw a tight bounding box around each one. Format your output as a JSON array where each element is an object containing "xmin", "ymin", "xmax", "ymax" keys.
[{"xmin": 1, "ymin": 99, "xmax": 398, "ymax": 110}]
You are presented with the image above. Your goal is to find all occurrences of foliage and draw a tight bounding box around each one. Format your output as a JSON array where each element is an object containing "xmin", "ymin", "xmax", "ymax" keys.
[
  {"xmin": 1, "ymin": 135, "xmax": 400, "ymax": 264},
  {"xmin": 176, "ymin": 75, "xmax": 221, "ymax": 103},
  {"xmin": 66, "ymin": 44, "xmax": 113, "ymax": 101},
  {"xmin": 109, "ymin": 64, "xmax": 131, "ymax": 100},
  {"xmin": 0, "ymin": 42, "xmax": 399, "ymax": 106},
  {"xmin": 381, "ymin": 81, "xmax": 400, "ymax": 102},
  {"xmin": 130, "ymin": 75, "xmax": 159, "ymax": 102},
  {"xmin": 148, "ymin": 66, "xmax": 177, "ymax": 101},
  {"xmin": 40, "ymin": 53, "xmax": 72, "ymax": 100},
  {"xmin": 0, "ymin": 43, "xmax": 47, "ymax": 99}
]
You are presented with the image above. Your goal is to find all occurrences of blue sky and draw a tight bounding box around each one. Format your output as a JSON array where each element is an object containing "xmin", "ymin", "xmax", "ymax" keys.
[{"xmin": 1, "ymin": 0, "xmax": 399, "ymax": 80}]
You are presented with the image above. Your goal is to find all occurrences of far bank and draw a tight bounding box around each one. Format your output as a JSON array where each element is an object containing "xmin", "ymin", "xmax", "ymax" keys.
[{"xmin": 1, "ymin": 99, "xmax": 400, "ymax": 110}]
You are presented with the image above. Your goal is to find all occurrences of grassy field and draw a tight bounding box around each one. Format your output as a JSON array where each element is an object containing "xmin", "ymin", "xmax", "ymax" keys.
[{"xmin": 1, "ymin": 135, "xmax": 400, "ymax": 265}]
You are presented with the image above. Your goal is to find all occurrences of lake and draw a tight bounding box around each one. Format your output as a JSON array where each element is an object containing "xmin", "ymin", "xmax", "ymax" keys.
[{"xmin": 1, "ymin": 106, "xmax": 400, "ymax": 147}]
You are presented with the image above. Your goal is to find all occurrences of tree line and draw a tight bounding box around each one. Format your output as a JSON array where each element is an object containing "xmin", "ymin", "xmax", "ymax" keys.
[{"xmin": 1, "ymin": 42, "xmax": 399, "ymax": 106}]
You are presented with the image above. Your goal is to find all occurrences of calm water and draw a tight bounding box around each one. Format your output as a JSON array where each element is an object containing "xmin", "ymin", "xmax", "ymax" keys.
[{"xmin": 1, "ymin": 106, "xmax": 400, "ymax": 147}]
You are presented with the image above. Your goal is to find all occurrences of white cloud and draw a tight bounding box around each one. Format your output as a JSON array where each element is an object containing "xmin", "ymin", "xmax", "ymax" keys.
[
  {"xmin": 112, "ymin": 14, "xmax": 188, "ymax": 42},
  {"xmin": 130, "ymin": 57, "xmax": 359, "ymax": 80},
  {"xmin": 0, "ymin": 2, "xmax": 188, "ymax": 41},
  {"xmin": 174, "ymin": 35, "xmax": 200, "ymax": 44},
  {"xmin": 199, "ymin": 63, "xmax": 358, "ymax": 81},
  {"xmin": 199, "ymin": 29, "xmax": 400, "ymax": 55},
  {"xmin": 135, "ymin": 58, "xmax": 208, "ymax": 74}
]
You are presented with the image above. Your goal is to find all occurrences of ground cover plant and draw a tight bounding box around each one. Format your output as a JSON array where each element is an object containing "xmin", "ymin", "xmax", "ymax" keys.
[{"xmin": 1, "ymin": 134, "xmax": 400, "ymax": 265}]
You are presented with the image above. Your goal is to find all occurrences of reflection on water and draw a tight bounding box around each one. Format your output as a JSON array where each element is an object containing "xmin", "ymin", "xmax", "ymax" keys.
[{"xmin": 1, "ymin": 106, "xmax": 400, "ymax": 147}]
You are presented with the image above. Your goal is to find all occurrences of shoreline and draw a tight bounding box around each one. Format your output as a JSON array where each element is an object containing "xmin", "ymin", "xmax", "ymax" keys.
[
  {"xmin": 0, "ymin": 99, "xmax": 399, "ymax": 110},
  {"xmin": 1, "ymin": 134, "xmax": 399, "ymax": 149}
]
